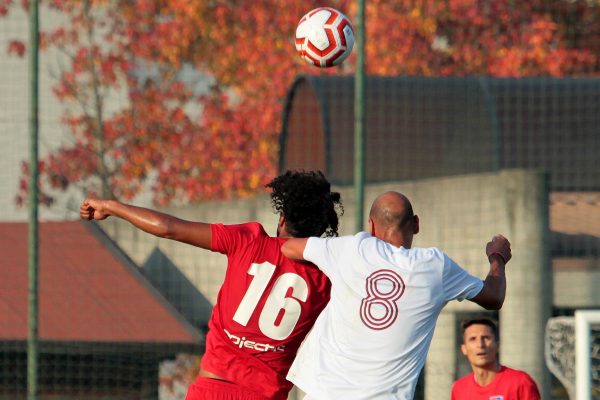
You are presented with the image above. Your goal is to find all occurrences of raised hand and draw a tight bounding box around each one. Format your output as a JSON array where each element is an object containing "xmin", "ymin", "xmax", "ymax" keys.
[
  {"xmin": 486, "ymin": 234, "xmax": 512, "ymax": 264},
  {"xmin": 79, "ymin": 198, "xmax": 110, "ymax": 221}
]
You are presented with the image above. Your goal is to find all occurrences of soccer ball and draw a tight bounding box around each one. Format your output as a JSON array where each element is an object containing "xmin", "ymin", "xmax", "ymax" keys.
[{"xmin": 295, "ymin": 7, "xmax": 355, "ymax": 68}]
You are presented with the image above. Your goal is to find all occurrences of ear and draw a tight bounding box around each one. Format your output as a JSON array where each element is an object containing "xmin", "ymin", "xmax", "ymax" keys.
[
  {"xmin": 413, "ymin": 215, "xmax": 420, "ymax": 234},
  {"xmin": 368, "ymin": 217, "xmax": 375, "ymax": 235},
  {"xmin": 276, "ymin": 214, "xmax": 287, "ymax": 237},
  {"xmin": 460, "ymin": 343, "xmax": 467, "ymax": 356}
]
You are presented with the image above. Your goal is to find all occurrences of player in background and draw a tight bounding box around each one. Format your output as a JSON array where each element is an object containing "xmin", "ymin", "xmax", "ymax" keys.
[
  {"xmin": 451, "ymin": 318, "xmax": 541, "ymax": 400},
  {"xmin": 79, "ymin": 170, "xmax": 343, "ymax": 400},
  {"xmin": 281, "ymin": 191, "xmax": 511, "ymax": 400}
]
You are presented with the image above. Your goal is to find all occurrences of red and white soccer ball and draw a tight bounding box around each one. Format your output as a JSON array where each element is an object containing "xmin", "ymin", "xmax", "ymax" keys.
[{"xmin": 295, "ymin": 7, "xmax": 355, "ymax": 68}]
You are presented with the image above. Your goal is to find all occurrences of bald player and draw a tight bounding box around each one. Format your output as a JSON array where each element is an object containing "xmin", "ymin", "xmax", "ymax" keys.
[{"xmin": 282, "ymin": 191, "xmax": 511, "ymax": 400}]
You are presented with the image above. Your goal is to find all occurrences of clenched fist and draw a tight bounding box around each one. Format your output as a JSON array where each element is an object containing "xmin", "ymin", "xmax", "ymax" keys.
[
  {"xmin": 486, "ymin": 234, "xmax": 511, "ymax": 264},
  {"xmin": 80, "ymin": 198, "xmax": 111, "ymax": 221}
]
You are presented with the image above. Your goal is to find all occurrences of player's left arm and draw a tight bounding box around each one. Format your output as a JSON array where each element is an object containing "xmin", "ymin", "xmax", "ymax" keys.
[
  {"xmin": 469, "ymin": 234, "xmax": 511, "ymax": 310},
  {"xmin": 281, "ymin": 238, "xmax": 309, "ymax": 260}
]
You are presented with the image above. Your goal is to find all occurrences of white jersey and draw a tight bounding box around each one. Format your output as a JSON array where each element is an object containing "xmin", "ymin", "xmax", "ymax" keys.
[{"xmin": 287, "ymin": 232, "xmax": 484, "ymax": 400}]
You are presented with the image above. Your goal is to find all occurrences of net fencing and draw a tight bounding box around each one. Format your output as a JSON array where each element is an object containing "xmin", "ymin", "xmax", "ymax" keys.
[
  {"xmin": 546, "ymin": 317, "xmax": 578, "ymax": 399},
  {"xmin": 0, "ymin": 1, "xmax": 599, "ymax": 400}
]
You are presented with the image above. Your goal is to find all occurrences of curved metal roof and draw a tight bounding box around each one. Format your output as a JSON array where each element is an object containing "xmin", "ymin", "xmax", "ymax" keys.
[{"xmin": 280, "ymin": 75, "xmax": 600, "ymax": 190}]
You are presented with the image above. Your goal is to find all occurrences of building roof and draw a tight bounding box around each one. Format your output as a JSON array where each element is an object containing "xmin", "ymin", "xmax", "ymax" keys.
[{"xmin": 0, "ymin": 221, "xmax": 202, "ymax": 346}]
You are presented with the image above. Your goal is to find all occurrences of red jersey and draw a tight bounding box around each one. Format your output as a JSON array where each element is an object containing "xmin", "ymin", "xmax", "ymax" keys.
[
  {"xmin": 200, "ymin": 223, "xmax": 331, "ymax": 400},
  {"xmin": 451, "ymin": 365, "xmax": 541, "ymax": 400}
]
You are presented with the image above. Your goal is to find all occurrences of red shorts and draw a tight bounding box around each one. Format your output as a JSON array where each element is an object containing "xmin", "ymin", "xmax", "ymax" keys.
[{"xmin": 185, "ymin": 377, "xmax": 269, "ymax": 400}]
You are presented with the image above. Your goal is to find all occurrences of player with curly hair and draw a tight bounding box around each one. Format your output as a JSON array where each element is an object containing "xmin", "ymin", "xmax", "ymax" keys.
[{"xmin": 79, "ymin": 170, "xmax": 343, "ymax": 400}]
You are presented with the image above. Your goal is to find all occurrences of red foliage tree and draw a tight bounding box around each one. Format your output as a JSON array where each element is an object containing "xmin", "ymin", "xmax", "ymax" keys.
[
  {"xmin": 359, "ymin": 0, "xmax": 599, "ymax": 76},
  {"xmin": 5, "ymin": 0, "xmax": 600, "ymax": 207}
]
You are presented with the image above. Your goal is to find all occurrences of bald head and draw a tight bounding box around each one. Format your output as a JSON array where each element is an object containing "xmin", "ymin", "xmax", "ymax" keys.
[{"xmin": 369, "ymin": 191, "xmax": 418, "ymax": 247}]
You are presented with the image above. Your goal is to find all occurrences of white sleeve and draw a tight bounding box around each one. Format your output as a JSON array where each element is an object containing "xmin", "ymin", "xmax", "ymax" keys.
[
  {"xmin": 442, "ymin": 253, "xmax": 484, "ymax": 302},
  {"xmin": 303, "ymin": 236, "xmax": 343, "ymax": 280}
]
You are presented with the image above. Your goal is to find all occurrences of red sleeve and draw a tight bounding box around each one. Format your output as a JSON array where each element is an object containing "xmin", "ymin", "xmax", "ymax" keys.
[
  {"xmin": 450, "ymin": 383, "xmax": 458, "ymax": 400},
  {"xmin": 450, "ymin": 377, "xmax": 468, "ymax": 400},
  {"xmin": 518, "ymin": 374, "xmax": 541, "ymax": 400},
  {"xmin": 210, "ymin": 222, "xmax": 265, "ymax": 254}
]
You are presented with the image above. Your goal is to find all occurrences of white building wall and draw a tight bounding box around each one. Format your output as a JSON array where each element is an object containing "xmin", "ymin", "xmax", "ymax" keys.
[
  {"xmin": 0, "ymin": 5, "xmax": 145, "ymax": 222},
  {"xmin": 0, "ymin": 6, "xmax": 78, "ymax": 221}
]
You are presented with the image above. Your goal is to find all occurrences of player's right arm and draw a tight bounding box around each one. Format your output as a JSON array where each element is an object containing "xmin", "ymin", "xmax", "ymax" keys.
[
  {"xmin": 469, "ymin": 234, "xmax": 511, "ymax": 310},
  {"xmin": 281, "ymin": 238, "xmax": 309, "ymax": 260},
  {"xmin": 79, "ymin": 198, "xmax": 212, "ymax": 249}
]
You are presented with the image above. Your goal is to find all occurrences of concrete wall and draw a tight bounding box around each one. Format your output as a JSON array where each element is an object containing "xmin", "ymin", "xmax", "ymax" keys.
[
  {"xmin": 550, "ymin": 195, "xmax": 600, "ymax": 308},
  {"xmin": 98, "ymin": 169, "xmax": 552, "ymax": 399},
  {"xmin": 554, "ymin": 268, "xmax": 600, "ymax": 307}
]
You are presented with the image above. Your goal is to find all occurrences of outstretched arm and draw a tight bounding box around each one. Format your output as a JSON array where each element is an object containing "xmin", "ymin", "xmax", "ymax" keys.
[
  {"xmin": 469, "ymin": 234, "xmax": 511, "ymax": 310},
  {"xmin": 281, "ymin": 238, "xmax": 309, "ymax": 260},
  {"xmin": 79, "ymin": 198, "xmax": 212, "ymax": 249}
]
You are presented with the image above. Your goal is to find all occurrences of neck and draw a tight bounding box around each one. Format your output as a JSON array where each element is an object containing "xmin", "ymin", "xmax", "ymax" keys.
[
  {"xmin": 277, "ymin": 224, "xmax": 293, "ymax": 239},
  {"xmin": 472, "ymin": 363, "xmax": 501, "ymax": 386},
  {"xmin": 379, "ymin": 231, "xmax": 409, "ymax": 248}
]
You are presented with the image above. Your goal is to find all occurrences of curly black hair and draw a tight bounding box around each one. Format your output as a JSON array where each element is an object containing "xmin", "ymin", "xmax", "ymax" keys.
[{"xmin": 266, "ymin": 170, "xmax": 343, "ymax": 237}]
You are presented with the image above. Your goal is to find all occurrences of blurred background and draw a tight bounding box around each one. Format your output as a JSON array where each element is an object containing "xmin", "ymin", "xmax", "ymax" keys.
[{"xmin": 1, "ymin": 0, "xmax": 599, "ymax": 399}]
